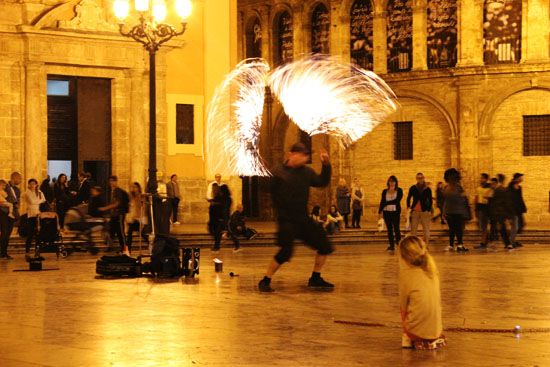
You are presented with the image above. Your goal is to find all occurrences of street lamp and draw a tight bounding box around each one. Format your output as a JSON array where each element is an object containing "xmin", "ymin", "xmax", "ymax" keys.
[{"xmin": 114, "ymin": 0, "xmax": 192, "ymax": 194}]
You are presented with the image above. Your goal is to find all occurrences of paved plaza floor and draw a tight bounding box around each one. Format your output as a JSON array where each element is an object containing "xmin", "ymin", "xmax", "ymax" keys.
[{"xmin": 1, "ymin": 244, "xmax": 549, "ymax": 366}]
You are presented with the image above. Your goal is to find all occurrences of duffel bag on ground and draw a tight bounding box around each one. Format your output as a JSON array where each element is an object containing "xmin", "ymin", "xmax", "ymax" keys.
[{"xmin": 96, "ymin": 255, "xmax": 141, "ymax": 277}]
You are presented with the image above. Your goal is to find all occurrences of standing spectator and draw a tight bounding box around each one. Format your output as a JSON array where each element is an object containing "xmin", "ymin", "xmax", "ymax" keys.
[
  {"xmin": 22, "ymin": 179, "xmax": 46, "ymax": 254},
  {"xmin": 490, "ymin": 174, "xmax": 514, "ymax": 249},
  {"xmin": 76, "ymin": 172, "xmax": 91, "ymax": 204},
  {"xmin": 336, "ymin": 178, "xmax": 351, "ymax": 229},
  {"xmin": 0, "ymin": 172, "xmax": 21, "ymax": 260},
  {"xmin": 126, "ymin": 182, "xmax": 147, "ymax": 252},
  {"xmin": 508, "ymin": 173, "xmax": 527, "ymax": 248},
  {"xmin": 488, "ymin": 177, "xmax": 500, "ymax": 242},
  {"xmin": 407, "ymin": 173, "xmax": 433, "ymax": 245},
  {"xmin": 351, "ymin": 178, "xmax": 364, "ymax": 228},
  {"xmin": 167, "ymin": 174, "xmax": 181, "ymax": 225},
  {"xmin": 208, "ymin": 183, "xmax": 225, "ymax": 252},
  {"xmin": 100, "ymin": 176, "xmax": 130, "ymax": 254},
  {"xmin": 442, "ymin": 168, "xmax": 469, "ymax": 253},
  {"xmin": 474, "ymin": 173, "xmax": 493, "ymax": 250},
  {"xmin": 54, "ymin": 174, "xmax": 71, "ymax": 229},
  {"xmin": 326, "ymin": 205, "xmax": 344, "ymax": 235},
  {"xmin": 40, "ymin": 176, "xmax": 54, "ymax": 203},
  {"xmin": 432, "ymin": 182, "xmax": 446, "ymax": 224},
  {"xmin": 207, "ymin": 173, "xmax": 225, "ymax": 201},
  {"xmin": 378, "ymin": 176, "xmax": 403, "ymax": 252},
  {"xmin": 0, "ymin": 180, "xmax": 15, "ymax": 219}
]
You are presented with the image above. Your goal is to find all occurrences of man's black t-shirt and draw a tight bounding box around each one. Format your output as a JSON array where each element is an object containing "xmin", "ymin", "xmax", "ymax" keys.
[{"xmin": 271, "ymin": 163, "xmax": 331, "ymax": 222}]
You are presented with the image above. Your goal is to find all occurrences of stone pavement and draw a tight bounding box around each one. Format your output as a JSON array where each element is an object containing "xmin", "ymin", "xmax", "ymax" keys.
[{"xmin": 1, "ymin": 244, "xmax": 550, "ymax": 366}]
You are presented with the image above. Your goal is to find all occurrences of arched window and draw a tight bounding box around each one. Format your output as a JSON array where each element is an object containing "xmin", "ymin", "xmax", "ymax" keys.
[
  {"xmin": 483, "ymin": 0, "xmax": 521, "ymax": 64},
  {"xmin": 311, "ymin": 3, "xmax": 330, "ymax": 54},
  {"xmin": 387, "ymin": 0, "xmax": 413, "ymax": 72},
  {"xmin": 427, "ymin": 0, "xmax": 457, "ymax": 68},
  {"xmin": 274, "ymin": 11, "xmax": 293, "ymax": 65},
  {"xmin": 349, "ymin": 0, "xmax": 373, "ymax": 70},
  {"xmin": 245, "ymin": 17, "xmax": 262, "ymax": 59}
]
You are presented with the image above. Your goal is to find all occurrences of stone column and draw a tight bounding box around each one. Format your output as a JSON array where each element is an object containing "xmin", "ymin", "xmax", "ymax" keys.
[
  {"xmin": 456, "ymin": 0, "xmax": 484, "ymax": 67},
  {"xmin": 373, "ymin": 11, "xmax": 387, "ymax": 74},
  {"xmin": 292, "ymin": 4, "xmax": 305, "ymax": 59},
  {"xmin": 129, "ymin": 68, "xmax": 147, "ymax": 184},
  {"xmin": 412, "ymin": 1, "xmax": 427, "ymax": 71},
  {"xmin": 456, "ymin": 78, "xmax": 481, "ymax": 194},
  {"xmin": 522, "ymin": 0, "xmax": 550, "ymax": 63},
  {"xmin": 259, "ymin": 5, "xmax": 271, "ymax": 63},
  {"xmin": 24, "ymin": 61, "xmax": 47, "ymax": 181},
  {"xmin": 333, "ymin": 0, "xmax": 348, "ymax": 62}
]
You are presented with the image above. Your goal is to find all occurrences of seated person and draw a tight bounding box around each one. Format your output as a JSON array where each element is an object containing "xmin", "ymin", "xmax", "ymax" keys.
[
  {"xmin": 309, "ymin": 205, "xmax": 325, "ymax": 229},
  {"xmin": 325, "ymin": 205, "xmax": 344, "ymax": 235},
  {"xmin": 229, "ymin": 203, "xmax": 258, "ymax": 240},
  {"xmin": 398, "ymin": 236, "xmax": 445, "ymax": 350}
]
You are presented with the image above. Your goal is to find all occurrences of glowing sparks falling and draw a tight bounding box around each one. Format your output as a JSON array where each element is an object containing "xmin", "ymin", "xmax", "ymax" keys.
[
  {"xmin": 206, "ymin": 58, "xmax": 271, "ymax": 177},
  {"xmin": 268, "ymin": 56, "xmax": 397, "ymax": 147},
  {"xmin": 206, "ymin": 56, "xmax": 398, "ymax": 177}
]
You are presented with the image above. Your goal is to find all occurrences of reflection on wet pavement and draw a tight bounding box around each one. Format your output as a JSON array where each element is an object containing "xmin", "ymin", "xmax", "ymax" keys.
[{"xmin": 1, "ymin": 244, "xmax": 549, "ymax": 366}]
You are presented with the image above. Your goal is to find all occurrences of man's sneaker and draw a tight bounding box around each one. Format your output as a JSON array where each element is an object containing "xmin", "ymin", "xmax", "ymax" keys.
[
  {"xmin": 308, "ymin": 276, "xmax": 335, "ymax": 289},
  {"xmin": 211, "ymin": 246, "xmax": 220, "ymax": 253},
  {"xmin": 386, "ymin": 246, "xmax": 395, "ymax": 252},
  {"xmin": 513, "ymin": 242, "xmax": 523, "ymax": 248},
  {"xmin": 446, "ymin": 246, "xmax": 454, "ymax": 252},
  {"xmin": 258, "ymin": 277, "xmax": 274, "ymax": 292},
  {"xmin": 474, "ymin": 243, "xmax": 488, "ymax": 250},
  {"xmin": 173, "ymin": 221, "xmax": 181, "ymax": 225},
  {"xmin": 233, "ymin": 247, "xmax": 242, "ymax": 253},
  {"xmin": 456, "ymin": 245, "xmax": 469, "ymax": 253},
  {"xmin": 248, "ymin": 232, "xmax": 258, "ymax": 240},
  {"xmin": 505, "ymin": 244, "xmax": 515, "ymax": 250}
]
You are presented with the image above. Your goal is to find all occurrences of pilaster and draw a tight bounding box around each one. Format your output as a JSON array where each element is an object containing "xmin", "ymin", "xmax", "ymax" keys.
[
  {"xmin": 129, "ymin": 68, "xmax": 147, "ymax": 184},
  {"xmin": 24, "ymin": 61, "xmax": 47, "ymax": 181},
  {"xmin": 412, "ymin": 2, "xmax": 427, "ymax": 71},
  {"xmin": 373, "ymin": 11, "xmax": 387, "ymax": 74},
  {"xmin": 456, "ymin": 0, "xmax": 484, "ymax": 67}
]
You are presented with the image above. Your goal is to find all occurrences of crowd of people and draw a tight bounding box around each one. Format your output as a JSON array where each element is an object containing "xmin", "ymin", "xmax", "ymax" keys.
[
  {"xmin": 0, "ymin": 172, "xmax": 184, "ymax": 260},
  {"xmin": 306, "ymin": 169, "xmax": 528, "ymax": 255}
]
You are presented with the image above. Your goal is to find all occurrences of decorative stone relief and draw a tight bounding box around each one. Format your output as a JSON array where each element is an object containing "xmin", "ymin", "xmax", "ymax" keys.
[{"xmin": 58, "ymin": 0, "xmax": 118, "ymax": 32}]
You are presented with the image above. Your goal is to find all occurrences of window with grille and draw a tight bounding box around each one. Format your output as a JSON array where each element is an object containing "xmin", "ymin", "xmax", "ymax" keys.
[
  {"xmin": 523, "ymin": 115, "xmax": 550, "ymax": 156},
  {"xmin": 176, "ymin": 104, "xmax": 194, "ymax": 144},
  {"xmin": 394, "ymin": 121, "xmax": 413, "ymax": 160}
]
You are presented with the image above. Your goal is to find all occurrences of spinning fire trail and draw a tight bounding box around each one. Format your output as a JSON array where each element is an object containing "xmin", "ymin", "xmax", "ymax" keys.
[{"xmin": 206, "ymin": 56, "xmax": 398, "ymax": 177}]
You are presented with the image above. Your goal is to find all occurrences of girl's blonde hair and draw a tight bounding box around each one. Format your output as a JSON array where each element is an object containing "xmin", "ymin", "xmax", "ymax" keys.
[{"xmin": 398, "ymin": 236, "xmax": 438, "ymax": 278}]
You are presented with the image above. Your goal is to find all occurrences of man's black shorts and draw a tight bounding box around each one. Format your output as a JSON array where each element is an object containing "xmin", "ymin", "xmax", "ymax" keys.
[{"xmin": 275, "ymin": 218, "xmax": 333, "ymax": 263}]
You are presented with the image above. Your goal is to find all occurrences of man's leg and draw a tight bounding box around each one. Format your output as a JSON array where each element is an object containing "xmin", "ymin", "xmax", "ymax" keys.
[
  {"xmin": 304, "ymin": 219, "xmax": 334, "ymax": 288},
  {"xmin": 313, "ymin": 254, "xmax": 327, "ymax": 272},
  {"xmin": 410, "ymin": 211, "xmax": 420, "ymax": 236},
  {"xmin": 259, "ymin": 221, "xmax": 294, "ymax": 292},
  {"xmin": 421, "ymin": 211, "xmax": 431, "ymax": 244},
  {"xmin": 0, "ymin": 212, "xmax": 9, "ymax": 257},
  {"xmin": 172, "ymin": 198, "xmax": 180, "ymax": 223}
]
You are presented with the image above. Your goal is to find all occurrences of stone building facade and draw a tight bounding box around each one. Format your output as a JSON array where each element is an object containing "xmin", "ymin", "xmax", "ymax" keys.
[{"xmin": 237, "ymin": 0, "xmax": 550, "ymax": 224}]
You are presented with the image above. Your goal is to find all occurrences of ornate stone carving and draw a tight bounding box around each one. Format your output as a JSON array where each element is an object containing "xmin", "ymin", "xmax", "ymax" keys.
[{"xmin": 58, "ymin": 0, "xmax": 118, "ymax": 32}]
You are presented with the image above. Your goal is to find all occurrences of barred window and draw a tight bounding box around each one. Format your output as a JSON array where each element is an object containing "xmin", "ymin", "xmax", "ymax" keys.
[
  {"xmin": 394, "ymin": 121, "xmax": 413, "ymax": 160},
  {"xmin": 523, "ymin": 115, "xmax": 550, "ymax": 156},
  {"xmin": 176, "ymin": 104, "xmax": 194, "ymax": 144}
]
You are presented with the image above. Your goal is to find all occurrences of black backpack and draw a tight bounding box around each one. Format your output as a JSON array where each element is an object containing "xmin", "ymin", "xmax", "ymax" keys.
[{"xmin": 150, "ymin": 235, "xmax": 181, "ymax": 278}]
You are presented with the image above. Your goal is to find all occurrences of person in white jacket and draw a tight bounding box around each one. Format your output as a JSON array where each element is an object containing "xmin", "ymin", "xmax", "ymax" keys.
[{"xmin": 22, "ymin": 178, "xmax": 45, "ymax": 254}]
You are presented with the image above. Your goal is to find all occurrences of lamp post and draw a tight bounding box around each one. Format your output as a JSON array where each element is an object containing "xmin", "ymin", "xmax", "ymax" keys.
[{"xmin": 114, "ymin": 0, "xmax": 192, "ymax": 194}]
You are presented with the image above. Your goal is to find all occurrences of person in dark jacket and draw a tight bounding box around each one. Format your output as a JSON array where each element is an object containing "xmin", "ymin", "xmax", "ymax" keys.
[
  {"xmin": 0, "ymin": 172, "xmax": 21, "ymax": 260},
  {"xmin": 76, "ymin": 172, "xmax": 92, "ymax": 204},
  {"xmin": 100, "ymin": 176, "xmax": 130, "ymax": 253},
  {"xmin": 228, "ymin": 203, "xmax": 258, "ymax": 252},
  {"xmin": 407, "ymin": 173, "xmax": 433, "ymax": 245},
  {"xmin": 378, "ymin": 175, "xmax": 403, "ymax": 252},
  {"xmin": 88, "ymin": 186, "xmax": 105, "ymax": 218},
  {"xmin": 490, "ymin": 174, "xmax": 514, "ymax": 249},
  {"xmin": 40, "ymin": 176, "xmax": 54, "ymax": 203},
  {"xmin": 431, "ymin": 182, "xmax": 446, "ymax": 224},
  {"xmin": 508, "ymin": 173, "xmax": 527, "ymax": 248},
  {"xmin": 258, "ymin": 143, "xmax": 333, "ymax": 292},
  {"xmin": 336, "ymin": 178, "xmax": 351, "ymax": 228},
  {"xmin": 474, "ymin": 173, "xmax": 494, "ymax": 250},
  {"xmin": 54, "ymin": 174, "xmax": 71, "ymax": 229},
  {"xmin": 208, "ymin": 183, "xmax": 225, "ymax": 252},
  {"xmin": 442, "ymin": 168, "xmax": 469, "ymax": 253}
]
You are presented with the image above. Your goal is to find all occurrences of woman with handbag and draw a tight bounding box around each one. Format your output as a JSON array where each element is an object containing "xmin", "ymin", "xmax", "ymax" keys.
[
  {"xmin": 442, "ymin": 168, "xmax": 470, "ymax": 253},
  {"xmin": 378, "ymin": 175, "xmax": 403, "ymax": 252},
  {"xmin": 54, "ymin": 173, "xmax": 71, "ymax": 229}
]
